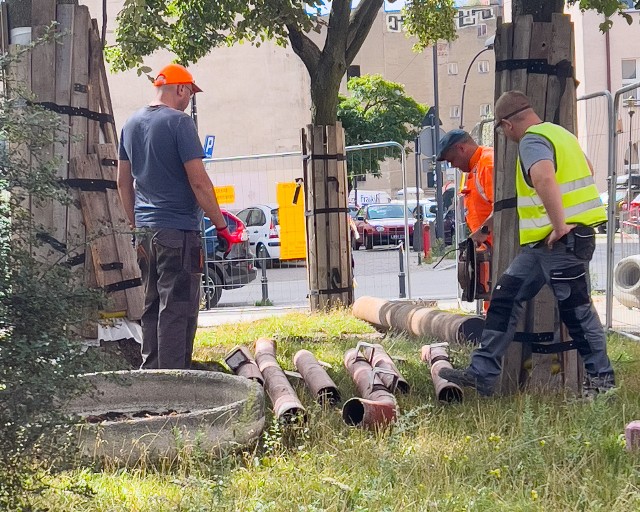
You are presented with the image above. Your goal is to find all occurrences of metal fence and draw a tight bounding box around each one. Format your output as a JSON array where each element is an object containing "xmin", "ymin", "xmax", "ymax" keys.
[
  {"xmin": 578, "ymin": 84, "xmax": 640, "ymax": 336},
  {"xmin": 200, "ymin": 141, "xmax": 459, "ymax": 309}
]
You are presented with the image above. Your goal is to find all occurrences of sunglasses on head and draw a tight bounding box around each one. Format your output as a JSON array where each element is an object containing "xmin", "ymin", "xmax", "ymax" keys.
[{"xmin": 495, "ymin": 104, "xmax": 531, "ymax": 131}]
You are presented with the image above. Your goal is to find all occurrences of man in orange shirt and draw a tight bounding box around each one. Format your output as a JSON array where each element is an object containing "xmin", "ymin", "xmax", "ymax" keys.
[
  {"xmin": 437, "ymin": 129, "xmax": 494, "ymax": 244},
  {"xmin": 437, "ymin": 130, "xmax": 494, "ymax": 309}
]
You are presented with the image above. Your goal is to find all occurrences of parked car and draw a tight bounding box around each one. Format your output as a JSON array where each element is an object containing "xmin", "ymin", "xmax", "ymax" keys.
[
  {"xmin": 626, "ymin": 192, "xmax": 640, "ymax": 227},
  {"xmin": 202, "ymin": 210, "xmax": 256, "ymax": 308},
  {"xmin": 353, "ymin": 203, "xmax": 413, "ymax": 250},
  {"xmin": 236, "ymin": 204, "xmax": 281, "ymax": 268},
  {"xmin": 598, "ymin": 189, "xmax": 627, "ymax": 233},
  {"xmin": 428, "ymin": 204, "xmax": 456, "ymax": 246}
]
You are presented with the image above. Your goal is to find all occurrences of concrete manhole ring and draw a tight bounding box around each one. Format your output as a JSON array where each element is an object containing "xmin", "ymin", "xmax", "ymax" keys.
[{"xmin": 65, "ymin": 370, "xmax": 265, "ymax": 464}]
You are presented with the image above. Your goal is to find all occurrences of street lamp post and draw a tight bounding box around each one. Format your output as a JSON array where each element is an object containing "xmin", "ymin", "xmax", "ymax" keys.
[{"xmin": 459, "ymin": 35, "xmax": 495, "ymax": 131}]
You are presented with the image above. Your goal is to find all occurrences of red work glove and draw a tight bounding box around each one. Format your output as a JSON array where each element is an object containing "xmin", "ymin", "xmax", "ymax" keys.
[{"xmin": 216, "ymin": 225, "xmax": 233, "ymax": 254}]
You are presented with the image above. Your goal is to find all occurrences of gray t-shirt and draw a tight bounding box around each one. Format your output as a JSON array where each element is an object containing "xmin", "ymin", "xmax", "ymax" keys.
[
  {"xmin": 119, "ymin": 105, "xmax": 205, "ymax": 231},
  {"xmin": 518, "ymin": 133, "xmax": 555, "ymax": 186}
]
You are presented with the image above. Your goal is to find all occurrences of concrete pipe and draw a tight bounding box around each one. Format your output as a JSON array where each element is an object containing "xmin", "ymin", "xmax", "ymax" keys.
[
  {"xmin": 342, "ymin": 348, "xmax": 398, "ymax": 429},
  {"xmin": 420, "ymin": 343, "xmax": 463, "ymax": 403},
  {"xmin": 254, "ymin": 338, "xmax": 306, "ymax": 423},
  {"xmin": 293, "ymin": 349, "xmax": 341, "ymax": 405},
  {"xmin": 353, "ymin": 296, "xmax": 484, "ymax": 344},
  {"xmin": 613, "ymin": 255, "xmax": 640, "ymax": 309},
  {"xmin": 358, "ymin": 342, "xmax": 410, "ymax": 393},
  {"xmin": 224, "ymin": 345, "xmax": 264, "ymax": 386}
]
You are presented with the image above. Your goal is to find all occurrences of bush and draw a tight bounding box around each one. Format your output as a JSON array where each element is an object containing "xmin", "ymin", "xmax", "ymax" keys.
[{"xmin": 0, "ymin": 43, "xmax": 105, "ymax": 509}]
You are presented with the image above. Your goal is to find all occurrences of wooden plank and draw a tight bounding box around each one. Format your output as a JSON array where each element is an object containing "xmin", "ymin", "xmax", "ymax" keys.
[
  {"xmin": 302, "ymin": 127, "xmax": 317, "ymax": 310},
  {"xmin": 31, "ymin": 0, "xmax": 56, "ymax": 102},
  {"xmin": 95, "ymin": 143, "xmax": 143, "ymax": 320},
  {"xmin": 313, "ymin": 126, "xmax": 328, "ymax": 310},
  {"xmin": 87, "ymin": 21, "xmax": 102, "ymax": 152},
  {"xmin": 0, "ymin": 3, "xmax": 8, "ymax": 54},
  {"xmin": 54, "ymin": 3, "xmax": 75, "ymax": 255},
  {"xmin": 67, "ymin": 5, "xmax": 90, "ymax": 276},
  {"xmin": 93, "ymin": 19, "xmax": 117, "ymax": 145},
  {"xmin": 525, "ymin": 23, "xmax": 552, "ymax": 119},
  {"xmin": 70, "ymin": 154, "xmax": 128, "ymax": 313},
  {"xmin": 326, "ymin": 124, "xmax": 348, "ymax": 306},
  {"xmin": 334, "ymin": 122, "xmax": 353, "ymax": 305},
  {"xmin": 493, "ymin": 20, "xmax": 527, "ymax": 395}
]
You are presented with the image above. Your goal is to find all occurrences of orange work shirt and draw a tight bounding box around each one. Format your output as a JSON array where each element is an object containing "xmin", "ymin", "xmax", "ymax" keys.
[{"xmin": 460, "ymin": 146, "xmax": 494, "ymax": 243}]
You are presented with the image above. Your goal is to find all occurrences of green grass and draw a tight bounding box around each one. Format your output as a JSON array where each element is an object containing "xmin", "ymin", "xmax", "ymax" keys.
[{"xmin": 34, "ymin": 311, "xmax": 640, "ymax": 511}]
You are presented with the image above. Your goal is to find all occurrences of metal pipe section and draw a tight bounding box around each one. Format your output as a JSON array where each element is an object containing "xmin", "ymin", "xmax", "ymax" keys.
[
  {"xmin": 358, "ymin": 342, "xmax": 410, "ymax": 394},
  {"xmin": 293, "ymin": 349, "xmax": 340, "ymax": 405},
  {"xmin": 224, "ymin": 345, "xmax": 264, "ymax": 386},
  {"xmin": 254, "ymin": 337, "xmax": 306, "ymax": 423},
  {"xmin": 352, "ymin": 296, "xmax": 485, "ymax": 344},
  {"xmin": 420, "ymin": 343, "xmax": 463, "ymax": 403},
  {"xmin": 342, "ymin": 348, "xmax": 398, "ymax": 429}
]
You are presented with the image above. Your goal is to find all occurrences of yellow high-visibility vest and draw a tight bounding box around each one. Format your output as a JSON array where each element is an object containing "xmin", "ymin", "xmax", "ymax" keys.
[{"xmin": 516, "ymin": 123, "xmax": 606, "ymax": 245}]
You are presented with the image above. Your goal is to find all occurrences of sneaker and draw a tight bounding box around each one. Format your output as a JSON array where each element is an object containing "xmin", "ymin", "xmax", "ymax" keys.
[
  {"xmin": 438, "ymin": 367, "xmax": 493, "ymax": 396},
  {"xmin": 582, "ymin": 373, "xmax": 616, "ymax": 401}
]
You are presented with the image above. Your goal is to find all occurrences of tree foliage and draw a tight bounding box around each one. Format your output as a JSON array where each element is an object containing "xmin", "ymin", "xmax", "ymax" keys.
[
  {"xmin": 0, "ymin": 42, "xmax": 105, "ymax": 509},
  {"xmin": 338, "ymin": 74, "xmax": 427, "ymax": 179}
]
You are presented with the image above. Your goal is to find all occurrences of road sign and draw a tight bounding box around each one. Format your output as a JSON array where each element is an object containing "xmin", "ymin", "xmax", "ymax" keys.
[
  {"xmin": 203, "ymin": 135, "xmax": 215, "ymax": 158},
  {"xmin": 419, "ymin": 126, "xmax": 446, "ymax": 161}
]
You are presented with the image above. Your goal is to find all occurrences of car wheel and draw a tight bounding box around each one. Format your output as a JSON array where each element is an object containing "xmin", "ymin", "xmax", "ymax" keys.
[
  {"xmin": 597, "ymin": 223, "xmax": 607, "ymax": 234},
  {"xmin": 256, "ymin": 244, "xmax": 272, "ymax": 269},
  {"xmin": 364, "ymin": 234, "xmax": 373, "ymax": 250},
  {"xmin": 201, "ymin": 266, "xmax": 223, "ymax": 309}
]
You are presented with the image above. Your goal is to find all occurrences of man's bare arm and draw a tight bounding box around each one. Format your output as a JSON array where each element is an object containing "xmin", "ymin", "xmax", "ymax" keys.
[
  {"xmin": 117, "ymin": 160, "xmax": 136, "ymax": 228},
  {"xmin": 184, "ymin": 158, "xmax": 227, "ymax": 229}
]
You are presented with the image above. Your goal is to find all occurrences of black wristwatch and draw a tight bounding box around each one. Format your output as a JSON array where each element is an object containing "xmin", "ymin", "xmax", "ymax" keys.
[{"xmin": 481, "ymin": 225, "xmax": 490, "ymax": 234}]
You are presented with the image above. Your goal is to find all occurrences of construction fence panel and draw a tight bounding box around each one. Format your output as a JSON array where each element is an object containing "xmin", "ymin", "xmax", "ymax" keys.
[
  {"xmin": 610, "ymin": 83, "xmax": 640, "ymax": 335},
  {"xmin": 347, "ymin": 143, "xmax": 459, "ymax": 303},
  {"xmin": 203, "ymin": 152, "xmax": 310, "ymax": 308}
]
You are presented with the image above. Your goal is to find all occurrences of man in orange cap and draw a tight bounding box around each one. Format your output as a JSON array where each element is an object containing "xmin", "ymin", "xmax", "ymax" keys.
[
  {"xmin": 437, "ymin": 129, "xmax": 494, "ymax": 245},
  {"xmin": 117, "ymin": 63, "xmax": 231, "ymax": 370}
]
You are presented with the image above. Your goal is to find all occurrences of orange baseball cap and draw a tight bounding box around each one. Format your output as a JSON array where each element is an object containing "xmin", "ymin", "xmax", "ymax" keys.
[{"xmin": 153, "ymin": 63, "xmax": 203, "ymax": 93}]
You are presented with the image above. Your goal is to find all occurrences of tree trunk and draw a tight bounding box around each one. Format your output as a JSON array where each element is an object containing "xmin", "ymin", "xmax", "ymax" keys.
[{"xmin": 310, "ymin": 67, "xmax": 343, "ymax": 125}]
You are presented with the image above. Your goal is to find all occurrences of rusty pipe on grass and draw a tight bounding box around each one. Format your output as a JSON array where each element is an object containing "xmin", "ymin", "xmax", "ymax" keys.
[
  {"xmin": 224, "ymin": 345, "xmax": 264, "ymax": 386},
  {"xmin": 293, "ymin": 349, "xmax": 340, "ymax": 405},
  {"xmin": 254, "ymin": 337, "xmax": 306, "ymax": 423},
  {"xmin": 342, "ymin": 348, "xmax": 398, "ymax": 429},
  {"xmin": 358, "ymin": 342, "xmax": 410, "ymax": 394},
  {"xmin": 420, "ymin": 343, "xmax": 463, "ymax": 403}
]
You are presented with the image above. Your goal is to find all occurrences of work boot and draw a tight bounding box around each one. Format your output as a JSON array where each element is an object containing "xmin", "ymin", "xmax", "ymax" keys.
[
  {"xmin": 582, "ymin": 373, "xmax": 616, "ymax": 401},
  {"xmin": 438, "ymin": 367, "xmax": 493, "ymax": 396}
]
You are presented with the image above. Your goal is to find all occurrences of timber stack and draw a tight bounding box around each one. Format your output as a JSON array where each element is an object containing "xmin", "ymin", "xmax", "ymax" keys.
[
  {"xmin": 3, "ymin": 0, "xmax": 143, "ymax": 336},
  {"xmin": 493, "ymin": 13, "xmax": 581, "ymax": 394},
  {"xmin": 302, "ymin": 123, "xmax": 353, "ymax": 310}
]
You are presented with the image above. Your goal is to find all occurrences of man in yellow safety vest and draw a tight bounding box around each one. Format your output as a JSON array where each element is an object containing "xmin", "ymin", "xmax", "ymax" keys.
[{"xmin": 439, "ymin": 90, "xmax": 615, "ymax": 398}]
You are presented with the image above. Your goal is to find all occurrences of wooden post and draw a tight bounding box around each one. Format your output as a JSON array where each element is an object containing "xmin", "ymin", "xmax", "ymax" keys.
[
  {"xmin": 493, "ymin": 14, "xmax": 582, "ymax": 394},
  {"xmin": 302, "ymin": 123, "xmax": 353, "ymax": 310}
]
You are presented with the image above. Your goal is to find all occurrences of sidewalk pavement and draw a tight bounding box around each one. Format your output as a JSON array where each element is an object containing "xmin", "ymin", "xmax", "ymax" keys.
[{"xmin": 198, "ymin": 305, "xmax": 310, "ymax": 327}]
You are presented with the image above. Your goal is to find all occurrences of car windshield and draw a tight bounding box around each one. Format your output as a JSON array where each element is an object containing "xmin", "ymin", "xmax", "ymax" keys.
[{"xmin": 367, "ymin": 204, "xmax": 407, "ymax": 220}]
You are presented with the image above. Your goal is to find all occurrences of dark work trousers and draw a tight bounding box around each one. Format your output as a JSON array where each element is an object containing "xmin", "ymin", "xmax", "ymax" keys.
[
  {"xmin": 468, "ymin": 241, "xmax": 615, "ymax": 391},
  {"xmin": 136, "ymin": 228, "xmax": 203, "ymax": 369}
]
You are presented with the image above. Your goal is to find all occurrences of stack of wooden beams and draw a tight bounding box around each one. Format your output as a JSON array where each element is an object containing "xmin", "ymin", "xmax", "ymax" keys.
[
  {"xmin": 4, "ymin": 0, "xmax": 143, "ymax": 332},
  {"xmin": 492, "ymin": 13, "xmax": 581, "ymax": 395}
]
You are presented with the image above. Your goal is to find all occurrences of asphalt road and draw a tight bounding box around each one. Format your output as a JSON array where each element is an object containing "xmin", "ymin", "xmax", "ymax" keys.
[{"xmin": 209, "ymin": 234, "xmax": 639, "ymax": 309}]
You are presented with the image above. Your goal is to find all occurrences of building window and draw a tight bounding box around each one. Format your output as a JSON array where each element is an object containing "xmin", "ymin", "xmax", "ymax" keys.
[
  {"xmin": 448, "ymin": 62, "xmax": 459, "ymax": 75},
  {"xmin": 622, "ymin": 59, "xmax": 639, "ymax": 100},
  {"xmin": 450, "ymin": 105, "xmax": 460, "ymax": 118},
  {"xmin": 477, "ymin": 24, "xmax": 487, "ymax": 37},
  {"xmin": 347, "ymin": 65, "xmax": 361, "ymax": 80},
  {"xmin": 480, "ymin": 104, "xmax": 492, "ymax": 117},
  {"xmin": 477, "ymin": 60, "xmax": 490, "ymax": 74}
]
